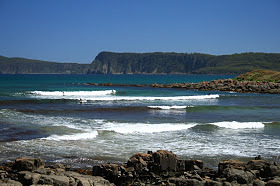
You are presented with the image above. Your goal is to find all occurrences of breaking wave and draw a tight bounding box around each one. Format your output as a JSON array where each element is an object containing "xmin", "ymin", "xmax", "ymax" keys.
[
  {"xmin": 148, "ymin": 106, "xmax": 194, "ymax": 110},
  {"xmin": 29, "ymin": 90, "xmax": 116, "ymax": 96},
  {"xmin": 102, "ymin": 122, "xmax": 196, "ymax": 134},
  {"xmin": 210, "ymin": 121, "xmax": 265, "ymax": 129}
]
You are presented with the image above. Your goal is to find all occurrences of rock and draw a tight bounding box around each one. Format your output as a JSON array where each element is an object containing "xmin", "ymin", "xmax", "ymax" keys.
[
  {"xmin": 152, "ymin": 150, "xmax": 177, "ymax": 172},
  {"xmin": 37, "ymin": 175, "xmax": 70, "ymax": 185},
  {"xmin": 184, "ymin": 160, "xmax": 204, "ymax": 171},
  {"xmin": 12, "ymin": 157, "xmax": 45, "ymax": 171},
  {"xmin": 0, "ymin": 170, "xmax": 8, "ymax": 180},
  {"xmin": 0, "ymin": 179, "xmax": 23, "ymax": 186},
  {"xmin": 63, "ymin": 171, "xmax": 111, "ymax": 186},
  {"xmin": 35, "ymin": 168, "xmax": 52, "ymax": 175},
  {"xmin": 204, "ymin": 179, "xmax": 223, "ymax": 186},
  {"xmin": 17, "ymin": 171, "xmax": 41, "ymax": 185},
  {"xmin": 266, "ymin": 179, "xmax": 280, "ymax": 186},
  {"xmin": 169, "ymin": 178, "xmax": 203, "ymax": 186},
  {"xmin": 246, "ymin": 160, "xmax": 280, "ymax": 178},
  {"xmin": 253, "ymin": 179, "xmax": 265, "ymax": 186},
  {"xmin": 218, "ymin": 160, "xmax": 246, "ymax": 176},
  {"xmin": 92, "ymin": 164, "xmax": 119, "ymax": 183},
  {"xmin": 222, "ymin": 168, "xmax": 256, "ymax": 184},
  {"xmin": 127, "ymin": 152, "xmax": 152, "ymax": 171}
]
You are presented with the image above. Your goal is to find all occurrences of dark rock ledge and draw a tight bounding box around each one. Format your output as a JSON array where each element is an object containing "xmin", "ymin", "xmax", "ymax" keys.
[
  {"xmin": 87, "ymin": 79, "xmax": 280, "ymax": 94},
  {"xmin": 1, "ymin": 150, "xmax": 280, "ymax": 185}
]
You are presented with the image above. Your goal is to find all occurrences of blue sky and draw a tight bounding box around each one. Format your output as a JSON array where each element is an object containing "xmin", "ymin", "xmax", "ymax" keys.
[{"xmin": 0, "ymin": 0, "xmax": 279, "ymax": 63}]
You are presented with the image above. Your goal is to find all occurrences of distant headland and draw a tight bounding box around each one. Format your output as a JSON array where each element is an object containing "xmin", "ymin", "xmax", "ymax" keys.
[{"xmin": 1, "ymin": 52, "xmax": 280, "ymax": 74}]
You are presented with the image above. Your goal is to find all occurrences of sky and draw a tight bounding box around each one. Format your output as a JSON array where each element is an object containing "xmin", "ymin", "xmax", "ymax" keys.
[{"xmin": 0, "ymin": 0, "xmax": 279, "ymax": 64}]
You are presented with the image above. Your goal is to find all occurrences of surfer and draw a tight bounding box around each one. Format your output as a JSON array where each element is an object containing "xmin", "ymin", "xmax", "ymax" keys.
[
  {"xmin": 112, "ymin": 90, "xmax": 116, "ymax": 94},
  {"xmin": 62, "ymin": 91, "xmax": 65, "ymax": 96},
  {"xmin": 80, "ymin": 98, "xmax": 82, "ymax": 104}
]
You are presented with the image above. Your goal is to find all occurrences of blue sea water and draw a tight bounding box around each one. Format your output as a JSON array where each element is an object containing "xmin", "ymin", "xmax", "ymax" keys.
[{"xmin": 0, "ymin": 74, "xmax": 280, "ymax": 168}]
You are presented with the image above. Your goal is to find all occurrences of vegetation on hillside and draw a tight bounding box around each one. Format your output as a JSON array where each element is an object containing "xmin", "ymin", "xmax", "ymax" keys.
[
  {"xmin": 87, "ymin": 52, "xmax": 280, "ymax": 75},
  {"xmin": 0, "ymin": 56, "xmax": 89, "ymax": 74},
  {"xmin": 1, "ymin": 52, "xmax": 280, "ymax": 75},
  {"xmin": 234, "ymin": 69, "xmax": 280, "ymax": 83}
]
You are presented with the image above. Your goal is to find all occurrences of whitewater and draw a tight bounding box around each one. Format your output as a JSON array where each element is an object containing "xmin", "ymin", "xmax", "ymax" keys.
[{"xmin": 0, "ymin": 74, "xmax": 280, "ymax": 168}]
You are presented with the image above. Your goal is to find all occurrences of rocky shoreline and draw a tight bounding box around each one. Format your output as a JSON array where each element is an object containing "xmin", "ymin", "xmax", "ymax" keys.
[
  {"xmin": 1, "ymin": 150, "xmax": 280, "ymax": 185},
  {"xmin": 88, "ymin": 79, "xmax": 280, "ymax": 94}
]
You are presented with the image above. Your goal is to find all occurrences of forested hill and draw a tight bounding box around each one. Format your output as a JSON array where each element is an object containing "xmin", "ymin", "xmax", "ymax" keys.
[
  {"xmin": 86, "ymin": 52, "xmax": 280, "ymax": 74},
  {"xmin": 1, "ymin": 52, "xmax": 280, "ymax": 74},
  {"xmin": 0, "ymin": 56, "xmax": 89, "ymax": 74}
]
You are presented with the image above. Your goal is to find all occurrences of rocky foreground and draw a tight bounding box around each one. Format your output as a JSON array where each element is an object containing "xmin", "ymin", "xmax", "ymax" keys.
[
  {"xmin": 88, "ymin": 78, "xmax": 280, "ymax": 94},
  {"xmin": 1, "ymin": 150, "xmax": 280, "ymax": 186}
]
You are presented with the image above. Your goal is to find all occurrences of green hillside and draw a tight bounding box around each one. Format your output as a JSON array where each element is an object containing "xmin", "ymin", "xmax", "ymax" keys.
[
  {"xmin": 87, "ymin": 52, "xmax": 280, "ymax": 74},
  {"xmin": 234, "ymin": 69, "xmax": 280, "ymax": 83},
  {"xmin": 0, "ymin": 56, "xmax": 89, "ymax": 74},
  {"xmin": 1, "ymin": 52, "xmax": 280, "ymax": 74}
]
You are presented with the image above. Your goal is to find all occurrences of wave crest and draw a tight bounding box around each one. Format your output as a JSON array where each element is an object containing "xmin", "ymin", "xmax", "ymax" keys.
[{"xmin": 210, "ymin": 121, "xmax": 265, "ymax": 129}]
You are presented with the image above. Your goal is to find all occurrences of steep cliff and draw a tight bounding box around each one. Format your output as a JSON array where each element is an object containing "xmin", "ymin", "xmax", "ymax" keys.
[{"xmin": 86, "ymin": 52, "xmax": 280, "ymax": 74}]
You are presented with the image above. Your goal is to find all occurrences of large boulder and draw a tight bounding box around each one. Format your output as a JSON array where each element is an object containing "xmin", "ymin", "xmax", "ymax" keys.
[
  {"xmin": 223, "ymin": 168, "xmax": 255, "ymax": 184},
  {"xmin": 37, "ymin": 174, "xmax": 70, "ymax": 185},
  {"xmin": 127, "ymin": 152, "xmax": 153, "ymax": 171},
  {"xmin": 218, "ymin": 160, "xmax": 245, "ymax": 176},
  {"xmin": 169, "ymin": 178, "xmax": 203, "ymax": 186},
  {"xmin": 246, "ymin": 160, "xmax": 280, "ymax": 178},
  {"xmin": 92, "ymin": 164, "xmax": 119, "ymax": 183},
  {"xmin": 218, "ymin": 160, "xmax": 256, "ymax": 184},
  {"xmin": 152, "ymin": 150, "xmax": 177, "ymax": 172},
  {"xmin": 17, "ymin": 171, "xmax": 41, "ymax": 185},
  {"xmin": 12, "ymin": 157, "xmax": 45, "ymax": 172}
]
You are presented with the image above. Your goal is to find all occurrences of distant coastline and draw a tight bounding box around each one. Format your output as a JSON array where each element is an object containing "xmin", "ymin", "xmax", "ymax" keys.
[
  {"xmin": 88, "ymin": 70, "xmax": 280, "ymax": 94},
  {"xmin": 1, "ymin": 52, "xmax": 280, "ymax": 74}
]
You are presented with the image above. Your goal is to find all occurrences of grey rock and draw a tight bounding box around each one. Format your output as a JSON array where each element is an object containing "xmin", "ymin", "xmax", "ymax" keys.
[
  {"xmin": 253, "ymin": 179, "xmax": 265, "ymax": 186},
  {"xmin": 0, "ymin": 179, "xmax": 23, "ymax": 186},
  {"xmin": 169, "ymin": 178, "xmax": 203, "ymax": 186},
  {"xmin": 224, "ymin": 168, "xmax": 256, "ymax": 184},
  {"xmin": 12, "ymin": 157, "xmax": 45, "ymax": 171},
  {"xmin": 37, "ymin": 175, "xmax": 69, "ymax": 186}
]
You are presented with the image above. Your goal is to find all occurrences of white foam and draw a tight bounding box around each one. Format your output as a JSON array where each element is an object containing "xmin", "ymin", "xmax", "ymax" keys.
[
  {"xmin": 44, "ymin": 131, "xmax": 98, "ymax": 141},
  {"xmin": 30, "ymin": 90, "xmax": 116, "ymax": 96},
  {"xmin": 0, "ymin": 109, "xmax": 104, "ymax": 131},
  {"xmin": 210, "ymin": 121, "xmax": 265, "ymax": 129},
  {"xmin": 28, "ymin": 91, "xmax": 219, "ymax": 101},
  {"xmin": 85, "ymin": 94, "xmax": 219, "ymax": 101},
  {"xmin": 103, "ymin": 122, "xmax": 196, "ymax": 134},
  {"xmin": 148, "ymin": 106, "xmax": 194, "ymax": 110}
]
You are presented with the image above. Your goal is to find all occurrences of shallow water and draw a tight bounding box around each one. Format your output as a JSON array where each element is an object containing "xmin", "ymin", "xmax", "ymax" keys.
[{"xmin": 0, "ymin": 74, "xmax": 280, "ymax": 168}]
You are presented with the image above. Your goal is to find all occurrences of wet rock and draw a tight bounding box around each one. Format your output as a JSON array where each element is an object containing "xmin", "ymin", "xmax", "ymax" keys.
[
  {"xmin": 184, "ymin": 160, "xmax": 204, "ymax": 171},
  {"xmin": 92, "ymin": 164, "xmax": 119, "ymax": 183},
  {"xmin": 12, "ymin": 157, "xmax": 45, "ymax": 172}
]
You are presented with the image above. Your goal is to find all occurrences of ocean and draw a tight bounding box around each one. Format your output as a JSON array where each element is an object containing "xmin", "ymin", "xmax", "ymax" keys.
[{"xmin": 0, "ymin": 74, "xmax": 280, "ymax": 168}]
